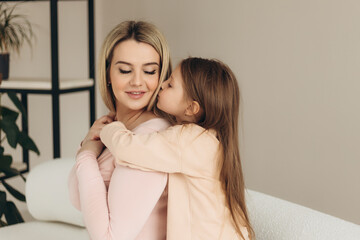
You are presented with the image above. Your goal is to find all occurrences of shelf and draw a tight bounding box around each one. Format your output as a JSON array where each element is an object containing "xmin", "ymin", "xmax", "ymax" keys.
[
  {"xmin": 0, "ymin": 78, "xmax": 94, "ymax": 90},
  {"xmin": 0, "ymin": 0, "xmax": 95, "ymax": 179}
]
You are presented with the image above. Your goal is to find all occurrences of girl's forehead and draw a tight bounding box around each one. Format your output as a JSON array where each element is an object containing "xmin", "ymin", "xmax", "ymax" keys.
[
  {"xmin": 170, "ymin": 73, "xmax": 180, "ymax": 85},
  {"xmin": 172, "ymin": 66, "xmax": 182, "ymax": 78}
]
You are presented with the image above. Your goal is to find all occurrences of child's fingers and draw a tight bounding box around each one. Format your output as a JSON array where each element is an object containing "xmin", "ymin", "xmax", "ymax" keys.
[
  {"xmin": 91, "ymin": 135, "xmax": 100, "ymax": 141},
  {"xmin": 99, "ymin": 115, "xmax": 113, "ymax": 124},
  {"xmin": 93, "ymin": 115, "xmax": 113, "ymax": 126},
  {"xmin": 90, "ymin": 126, "xmax": 103, "ymax": 140},
  {"xmin": 103, "ymin": 116, "xmax": 113, "ymax": 124},
  {"xmin": 85, "ymin": 114, "xmax": 114, "ymax": 142},
  {"xmin": 108, "ymin": 112, "xmax": 116, "ymax": 120}
]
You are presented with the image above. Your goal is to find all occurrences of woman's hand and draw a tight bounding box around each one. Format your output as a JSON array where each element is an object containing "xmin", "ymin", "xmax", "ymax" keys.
[{"xmin": 78, "ymin": 113, "xmax": 115, "ymax": 157}]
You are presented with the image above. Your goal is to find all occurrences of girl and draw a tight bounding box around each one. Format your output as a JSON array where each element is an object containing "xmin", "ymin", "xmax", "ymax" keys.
[
  {"xmin": 100, "ymin": 57, "xmax": 254, "ymax": 240},
  {"xmin": 68, "ymin": 21, "xmax": 172, "ymax": 240}
]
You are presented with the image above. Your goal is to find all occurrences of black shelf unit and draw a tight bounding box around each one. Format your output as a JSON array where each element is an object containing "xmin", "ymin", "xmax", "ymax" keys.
[{"xmin": 0, "ymin": 0, "xmax": 95, "ymax": 180}]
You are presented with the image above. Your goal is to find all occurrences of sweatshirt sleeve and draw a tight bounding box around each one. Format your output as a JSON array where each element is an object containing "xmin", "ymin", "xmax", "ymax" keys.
[
  {"xmin": 75, "ymin": 150, "xmax": 111, "ymax": 239},
  {"xmin": 100, "ymin": 121, "xmax": 184, "ymax": 173},
  {"xmin": 68, "ymin": 163, "xmax": 81, "ymax": 211},
  {"xmin": 68, "ymin": 148, "xmax": 114, "ymax": 211},
  {"xmin": 68, "ymin": 146, "xmax": 83, "ymax": 211}
]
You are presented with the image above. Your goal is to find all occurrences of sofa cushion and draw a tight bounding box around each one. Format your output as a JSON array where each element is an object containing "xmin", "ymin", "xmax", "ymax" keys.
[
  {"xmin": 26, "ymin": 158, "xmax": 84, "ymax": 227},
  {"xmin": 0, "ymin": 221, "xmax": 88, "ymax": 240},
  {"xmin": 246, "ymin": 189, "xmax": 360, "ymax": 240}
]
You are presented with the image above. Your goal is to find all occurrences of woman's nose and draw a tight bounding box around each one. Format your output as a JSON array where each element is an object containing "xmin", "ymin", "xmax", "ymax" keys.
[{"xmin": 130, "ymin": 72, "xmax": 142, "ymax": 86}]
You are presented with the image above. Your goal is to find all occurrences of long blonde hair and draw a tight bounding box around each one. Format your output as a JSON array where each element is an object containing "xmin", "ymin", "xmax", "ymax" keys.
[
  {"xmin": 98, "ymin": 21, "xmax": 171, "ymax": 113},
  {"xmin": 180, "ymin": 57, "xmax": 254, "ymax": 239}
]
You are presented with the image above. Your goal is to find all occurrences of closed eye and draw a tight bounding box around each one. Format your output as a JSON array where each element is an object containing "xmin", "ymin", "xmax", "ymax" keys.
[
  {"xmin": 120, "ymin": 69, "xmax": 131, "ymax": 74},
  {"xmin": 144, "ymin": 70, "xmax": 157, "ymax": 75}
]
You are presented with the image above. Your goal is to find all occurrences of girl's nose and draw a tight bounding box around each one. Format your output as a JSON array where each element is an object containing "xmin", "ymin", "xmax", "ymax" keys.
[{"xmin": 160, "ymin": 81, "xmax": 166, "ymax": 90}]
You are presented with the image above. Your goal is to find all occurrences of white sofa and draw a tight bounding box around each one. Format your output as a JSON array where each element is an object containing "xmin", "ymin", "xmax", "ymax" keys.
[{"xmin": 0, "ymin": 158, "xmax": 359, "ymax": 240}]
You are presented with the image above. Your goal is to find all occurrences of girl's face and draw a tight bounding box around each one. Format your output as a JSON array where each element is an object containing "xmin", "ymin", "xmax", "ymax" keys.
[
  {"xmin": 109, "ymin": 39, "xmax": 160, "ymax": 113},
  {"xmin": 157, "ymin": 65, "xmax": 191, "ymax": 122}
]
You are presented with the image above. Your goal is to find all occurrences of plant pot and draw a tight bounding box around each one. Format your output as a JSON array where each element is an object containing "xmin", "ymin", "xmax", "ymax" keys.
[{"xmin": 0, "ymin": 53, "xmax": 10, "ymax": 80}]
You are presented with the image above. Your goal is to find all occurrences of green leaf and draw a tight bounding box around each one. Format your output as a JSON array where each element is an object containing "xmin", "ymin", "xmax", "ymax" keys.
[
  {"xmin": 1, "ymin": 180, "xmax": 25, "ymax": 202},
  {"xmin": 0, "ymin": 168, "xmax": 19, "ymax": 179},
  {"xmin": 18, "ymin": 131, "xmax": 39, "ymax": 155},
  {"xmin": 6, "ymin": 92, "xmax": 27, "ymax": 122},
  {"xmin": 0, "ymin": 219, "xmax": 8, "ymax": 227},
  {"xmin": 0, "ymin": 191, "xmax": 6, "ymax": 218},
  {"xmin": 0, "ymin": 167, "xmax": 25, "ymax": 182},
  {"xmin": 0, "ymin": 119, "xmax": 19, "ymax": 148},
  {"xmin": 0, "ymin": 106, "xmax": 19, "ymax": 122},
  {"xmin": 0, "ymin": 154, "xmax": 12, "ymax": 170},
  {"xmin": 19, "ymin": 172, "xmax": 26, "ymax": 182},
  {"xmin": 4, "ymin": 201, "xmax": 24, "ymax": 225}
]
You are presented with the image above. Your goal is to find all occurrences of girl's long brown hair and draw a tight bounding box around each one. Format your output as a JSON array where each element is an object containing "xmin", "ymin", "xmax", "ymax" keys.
[{"xmin": 180, "ymin": 57, "xmax": 254, "ymax": 239}]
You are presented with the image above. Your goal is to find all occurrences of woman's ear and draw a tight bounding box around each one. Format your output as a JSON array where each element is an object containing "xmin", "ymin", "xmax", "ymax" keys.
[{"xmin": 185, "ymin": 101, "xmax": 201, "ymax": 117}]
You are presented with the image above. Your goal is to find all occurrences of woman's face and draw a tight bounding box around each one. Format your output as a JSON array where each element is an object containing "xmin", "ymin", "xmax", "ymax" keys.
[{"xmin": 109, "ymin": 39, "xmax": 160, "ymax": 113}]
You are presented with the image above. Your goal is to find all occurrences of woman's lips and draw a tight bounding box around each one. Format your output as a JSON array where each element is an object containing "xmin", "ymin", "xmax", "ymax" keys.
[{"xmin": 126, "ymin": 91, "xmax": 146, "ymax": 99}]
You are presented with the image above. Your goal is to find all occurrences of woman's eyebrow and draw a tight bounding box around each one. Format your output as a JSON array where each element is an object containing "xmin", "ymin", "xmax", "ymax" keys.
[
  {"xmin": 114, "ymin": 61, "xmax": 159, "ymax": 67},
  {"xmin": 144, "ymin": 62, "xmax": 160, "ymax": 67},
  {"xmin": 115, "ymin": 61, "xmax": 131, "ymax": 65}
]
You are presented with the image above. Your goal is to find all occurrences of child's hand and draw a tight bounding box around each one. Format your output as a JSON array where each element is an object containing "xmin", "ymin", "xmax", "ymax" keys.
[
  {"xmin": 79, "ymin": 113, "xmax": 115, "ymax": 156},
  {"xmin": 84, "ymin": 113, "xmax": 115, "ymax": 142}
]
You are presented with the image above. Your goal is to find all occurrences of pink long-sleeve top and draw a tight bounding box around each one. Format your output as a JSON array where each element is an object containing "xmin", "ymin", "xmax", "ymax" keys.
[
  {"xmin": 68, "ymin": 118, "xmax": 170, "ymax": 240},
  {"xmin": 100, "ymin": 122, "xmax": 250, "ymax": 240}
]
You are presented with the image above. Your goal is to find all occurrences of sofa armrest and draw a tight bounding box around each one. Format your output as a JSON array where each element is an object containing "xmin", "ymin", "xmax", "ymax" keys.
[
  {"xmin": 246, "ymin": 189, "xmax": 360, "ymax": 240},
  {"xmin": 26, "ymin": 158, "xmax": 84, "ymax": 227}
]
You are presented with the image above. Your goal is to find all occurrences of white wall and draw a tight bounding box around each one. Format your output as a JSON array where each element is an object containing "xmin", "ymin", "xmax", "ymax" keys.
[{"xmin": 1, "ymin": 0, "xmax": 359, "ymax": 225}]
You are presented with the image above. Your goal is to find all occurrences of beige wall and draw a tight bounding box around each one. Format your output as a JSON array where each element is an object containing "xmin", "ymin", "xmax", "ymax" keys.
[{"xmin": 2, "ymin": 0, "xmax": 359, "ymax": 224}]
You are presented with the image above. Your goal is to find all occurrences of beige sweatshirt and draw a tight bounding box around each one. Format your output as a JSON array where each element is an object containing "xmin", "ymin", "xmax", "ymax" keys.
[{"xmin": 100, "ymin": 122, "xmax": 250, "ymax": 240}]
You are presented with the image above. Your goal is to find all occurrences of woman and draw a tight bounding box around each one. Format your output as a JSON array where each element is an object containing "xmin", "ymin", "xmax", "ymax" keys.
[{"xmin": 68, "ymin": 21, "xmax": 172, "ymax": 240}]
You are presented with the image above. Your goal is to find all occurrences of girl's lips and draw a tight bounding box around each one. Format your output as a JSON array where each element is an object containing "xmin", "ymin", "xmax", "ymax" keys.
[{"xmin": 126, "ymin": 91, "xmax": 146, "ymax": 99}]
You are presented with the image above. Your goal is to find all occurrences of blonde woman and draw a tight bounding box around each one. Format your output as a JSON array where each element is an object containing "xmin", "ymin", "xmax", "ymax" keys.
[{"xmin": 68, "ymin": 21, "xmax": 171, "ymax": 240}]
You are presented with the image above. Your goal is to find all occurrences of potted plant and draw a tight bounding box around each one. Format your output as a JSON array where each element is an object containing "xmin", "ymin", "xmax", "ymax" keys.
[
  {"xmin": 0, "ymin": 2, "xmax": 35, "ymax": 80},
  {"xmin": 0, "ymin": 91, "xmax": 40, "ymax": 226}
]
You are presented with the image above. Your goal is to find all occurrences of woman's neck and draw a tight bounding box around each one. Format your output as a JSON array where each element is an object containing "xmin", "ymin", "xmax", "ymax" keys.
[{"xmin": 116, "ymin": 109, "xmax": 155, "ymax": 130}]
